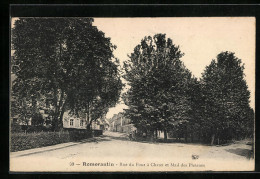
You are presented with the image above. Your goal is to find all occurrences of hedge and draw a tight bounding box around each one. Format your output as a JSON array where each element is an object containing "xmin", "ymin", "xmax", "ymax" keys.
[
  {"xmin": 10, "ymin": 129, "xmax": 96, "ymax": 152},
  {"xmin": 11, "ymin": 124, "xmax": 53, "ymax": 133}
]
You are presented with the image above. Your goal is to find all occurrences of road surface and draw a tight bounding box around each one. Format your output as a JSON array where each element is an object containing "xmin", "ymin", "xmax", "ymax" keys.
[{"xmin": 10, "ymin": 131, "xmax": 254, "ymax": 172}]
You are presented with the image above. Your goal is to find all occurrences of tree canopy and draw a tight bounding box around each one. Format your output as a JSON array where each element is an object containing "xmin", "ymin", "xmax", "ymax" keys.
[
  {"xmin": 123, "ymin": 34, "xmax": 194, "ymax": 140},
  {"xmin": 123, "ymin": 34, "xmax": 254, "ymax": 144},
  {"xmin": 11, "ymin": 18, "xmax": 122, "ymax": 130},
  {"xmin": 201, "ymin": 51, "xmax": 253, "ymax": 143}
]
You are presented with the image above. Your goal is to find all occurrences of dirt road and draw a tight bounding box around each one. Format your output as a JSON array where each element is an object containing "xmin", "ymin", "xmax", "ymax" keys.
[{"xmin": 10, "ymin": 131, "xmax": 254, "ymax": 172}]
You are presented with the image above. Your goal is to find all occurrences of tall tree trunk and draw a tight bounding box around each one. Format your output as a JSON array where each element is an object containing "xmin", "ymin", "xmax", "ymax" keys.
[
  {"xmin": 216, "ymin": 127, "xmax": 220, "ymax": 145},
  {"xmin": 164, "ymin": 129, "xmax": 168, "ymax": 142},
  {"xmin": 211, "ymin": 134, "xmax": 215, "ymax": 145},
  {"xmin": 87, "ymin": 123, "xmax": 91, "ymax": 130},
  {"xmin": 58, "ymin": 99, "xmax": 67, "ymax": 129},
  {"xmin": 185, "ymin": 128, "xmax": 188, "ymax": 143},
  {"xmin": 87, "ymin": 118, "xmax": 93, "ymax": 131},
  {"xmin": 86, "ymin": 101, "xmax": 91, "ymax": 130},
  {"xmin": 86, "ymin": 115, "xmax": 91, "ymax": 130},
  {"xmin": 31, "ymin": 95, "xmax": 37, "ymax": 126},
  {"xmin": 198, "ymin": 127, "xmax": 201, "ymax": 142},
  {"xmin": 57, "ymin": 90, "xmax": 64, "ymax": 109},
  {"xmin": 151, "ymin": 129, "xmax": 154, "ymax": 141},
  {"xmin": 52, "ymin": 87, "xmax": 59, "ymax": 131}
]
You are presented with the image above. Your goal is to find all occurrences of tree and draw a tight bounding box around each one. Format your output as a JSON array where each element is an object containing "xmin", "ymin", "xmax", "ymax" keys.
[
  {"xmin": 185, "ymin": 77, "xmax": 205, "ymax": 142},
  {"xmin": 123, "ymin": 34, "xmax": 193, "ymax": 141},
  {"xmin": 11, "ymin": 96, "xmax": 32, "ymax": 126},
  {"xmin": 11, "ymin": 18, "xmax": 122, "ymax": 130},
  {"xmin": 201, "ymin": 51, "xmax": 253, "ymax": 144},
  {"xmin": 63, "ymin": 25, "xmax": 123, "ymax": 129}
]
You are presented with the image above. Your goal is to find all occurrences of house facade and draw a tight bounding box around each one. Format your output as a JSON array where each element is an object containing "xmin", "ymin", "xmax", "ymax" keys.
[
  {"xmin": 62, "ymin": 111, "xmax": 87, "ymax": 129},
  {"xmin": 62, "ymin": 111, "xmax": 109, "ymax": 130},
  {"xmin": 109, "ymin": 113, "xmax": 136, "ymax": 133}
]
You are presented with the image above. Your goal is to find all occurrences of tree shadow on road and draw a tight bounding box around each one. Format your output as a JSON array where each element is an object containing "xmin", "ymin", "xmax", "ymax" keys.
[
  {"xmin": 77, "ymin": 136, "xmax": 111, "ymax": 144},
  {"xmin": 104, "ymin": 134, "xmax": 166, "ymax": 145},
  {"xmin": 100, "ymin": 133, "xmax": 206, "ymax": 145},
  {"xmin": 98, "ymin": 133, "xmax": 158, "ymax": 144},
  {"xmin": 226, "ymin": 148, "xmax": 254, "ymax": 159}
]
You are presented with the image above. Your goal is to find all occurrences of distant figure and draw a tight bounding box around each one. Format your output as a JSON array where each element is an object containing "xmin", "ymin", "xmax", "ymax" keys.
[
  {"xmin": 129, "ymin": 132, "xmax": 133, "ymax": 140},
  {"xmin": 142, "ymin": 132, "xmax": 146, "ymax": 138}
]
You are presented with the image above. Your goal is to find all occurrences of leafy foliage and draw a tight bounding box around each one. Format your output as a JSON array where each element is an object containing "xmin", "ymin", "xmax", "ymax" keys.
[
  {"xmin": 123, "ymin": 36, "xmax": 254, "ymax": 144},
  {"xmin": 201, "ymin": 52, "xmax": 254, "ymax": 143},
  {"xmin": 123, "ymin": 34, "xmax": 193, "ymax": 139},
  {"xmin": 11, "ymin": 18, "xmax": 122, "ymax": 130}
]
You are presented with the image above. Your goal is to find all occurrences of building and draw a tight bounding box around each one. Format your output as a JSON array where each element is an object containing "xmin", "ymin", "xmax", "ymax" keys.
[
  {"xmin": 92, "ymin": 118, "xmax": 110, "ymax": 130},
  {"xmin": 62, "ymin": 111, "xmax": 108, "ymax": 130},
  {"xmin": 109, "ymin": 113, "xmax": 136, "ymax": 133},
  {"xmin": 62, "ymin": 111, "xmax": 87, "ymax": 129},
  {"xmin": 103, "ymin": 119, "xmax": 110, "ymax": 130}
]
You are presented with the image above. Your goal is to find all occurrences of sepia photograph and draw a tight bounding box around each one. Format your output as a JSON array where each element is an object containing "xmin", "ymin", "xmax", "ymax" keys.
[{"xmin": 10, "ymin": 17, "xmax": 255, "ymax": 172}]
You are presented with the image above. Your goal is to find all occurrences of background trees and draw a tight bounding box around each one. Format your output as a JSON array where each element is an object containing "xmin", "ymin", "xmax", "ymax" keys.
[
  {"xmin": 201, "ymin": 52, "xmax": 254, "ymax": 144},
  {"xmin": 11, "ymin": 18, "xmax": 122, "ymax": 130}
]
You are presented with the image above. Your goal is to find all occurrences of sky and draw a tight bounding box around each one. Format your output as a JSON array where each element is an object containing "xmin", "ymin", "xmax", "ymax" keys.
[{"xmin": 92, "ymin": 17, "xmax": 255, "ymax": 118}]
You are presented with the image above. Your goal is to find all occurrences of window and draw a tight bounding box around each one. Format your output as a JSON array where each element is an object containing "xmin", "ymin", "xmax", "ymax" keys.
[
  {"xmin": 80, "ymin": 120, "xmax": 83, "ymax": 126},
  {"xmin": 70, "ymin": 119, "xmax": 74, "ymax": 126}
]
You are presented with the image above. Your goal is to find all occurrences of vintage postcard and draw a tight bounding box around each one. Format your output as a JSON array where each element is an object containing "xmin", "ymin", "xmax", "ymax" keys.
[{"xmin": 10, "ymin": 17, "xmax": 255, "ymax": 172}]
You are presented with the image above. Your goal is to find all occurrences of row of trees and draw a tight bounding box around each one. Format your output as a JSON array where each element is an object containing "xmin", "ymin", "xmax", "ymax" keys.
[
  {"xmin": 11, "ymin": 18, "xmax": 254, "ymax": 144},
  {"xmin": 123, "ymin": 34, "xmax": 254, "ymax": 144},
  {"xmin": 11, "ymin": 18, "xmax": 122, "ymax": 131}
]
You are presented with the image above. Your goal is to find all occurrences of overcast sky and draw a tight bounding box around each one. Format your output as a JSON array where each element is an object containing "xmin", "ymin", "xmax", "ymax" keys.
[{"xmin": 92, "ymin": 17, "xmax": 255, "ymax": 118}]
